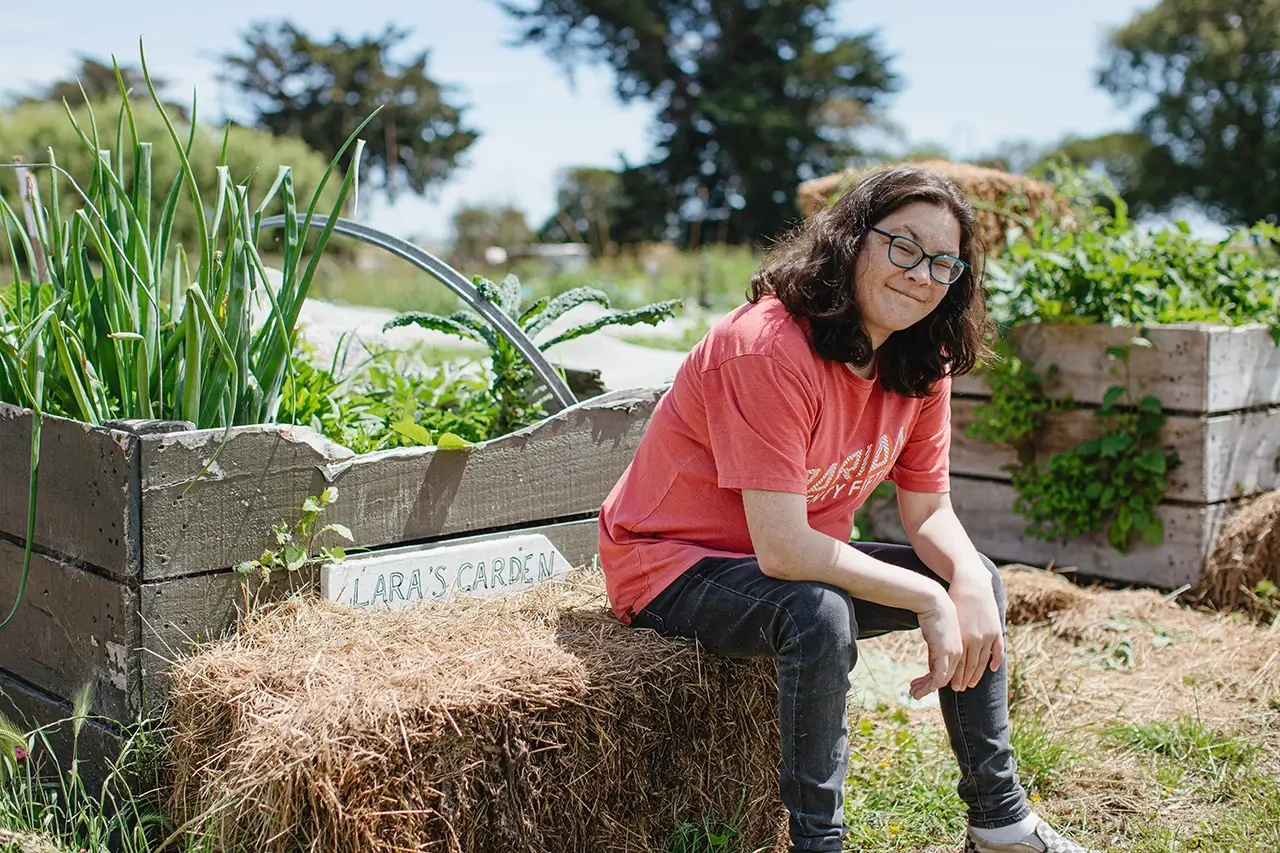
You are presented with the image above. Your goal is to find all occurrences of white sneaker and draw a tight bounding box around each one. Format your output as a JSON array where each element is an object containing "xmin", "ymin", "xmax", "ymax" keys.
[{"xmin": 963, "ymin": 818, "xmax": 1104, "ymax": 853}]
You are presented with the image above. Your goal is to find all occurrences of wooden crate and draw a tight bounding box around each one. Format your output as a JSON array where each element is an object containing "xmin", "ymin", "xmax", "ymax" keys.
[
  {"xmin": 897, "ymin": 322, "xmax": 1279, "ymax": 587},
  {"xmin": 0, "ymin": 388, "xmax": 663, "ymax": 740}
]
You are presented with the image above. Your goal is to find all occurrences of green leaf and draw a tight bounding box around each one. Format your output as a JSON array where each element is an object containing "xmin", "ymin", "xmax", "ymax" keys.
[
  {"xmin": 538, "ymin": 299, "xmax": 683, "ymax": 350},
  {"xmin": 383, "ymin": 312, "xmax": 486, "ymax": 343},
  {"xmin": 1141, "ymin": 514, "xmax": 1164, "ymax": 546},
  {"xmin": 319, "ymin": 522, "xmax": 353, "ymax": 542},
  {"xmin": 284, "ymin": 542, "xmax": 307, "ymax": 571},
  {"xmin": 301, "ymin": 496, "xmax": 322, "ymax": 513},
  {"xmin": 391, "ymin": 418, "xmax": 433, "ymax": 446},
  {"xmin": 320, "ymin": 486, "xmax": 338, "ymax": 505},
  {"xmin": 524, "ymin": 287, "xmax": 612, "ymax": 338},
  {"xmin": 1101, "ymin": 386, "xmax": 1125, "ymax": 410},
  {"xmin": 1138, "ymin": 396, "xmax": 1162, "ymax": 415},
  {"xmin": 436, "ymin": 432, "xmax": 473, "ymax": 450},
  {"xmin": 1136, "ymin": 449, "xmax": 1167, "ymax": 474},
  {"xmin": 233, "ymin": 560, "xmax": 258, "ymax": 575},
  {"xmin": 1100, "ymin": 433, "xmax": 1132, "ymax": 456}
]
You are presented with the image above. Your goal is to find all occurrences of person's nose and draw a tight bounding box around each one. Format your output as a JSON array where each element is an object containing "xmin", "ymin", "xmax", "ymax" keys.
[{"xmin": 903, "ymin": 258, "xmax": 932, "ymax": 287}]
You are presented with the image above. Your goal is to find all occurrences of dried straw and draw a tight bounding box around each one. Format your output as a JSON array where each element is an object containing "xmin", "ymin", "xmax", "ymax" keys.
[
  {"xmin": 796, "ymin": 160, "xmax": 1060, "ymax": 250},
  {"xmin": 0, "ymin": 828, "xmax": 62, "ymax": 853},
  {"xmin": 1199, "ymin": 490, "xmax": 1280, "ymax": 615},
  {"xmin": 869, "ymin": 566, "xmax": 1280, "ymax": 727},
  {"xmin": 863, "ymin": 566, "xmax": 1280, "ymax": 840},
  {"xmin": 165, "ymin": 572, "xmax": 786, "ymax": 853}
]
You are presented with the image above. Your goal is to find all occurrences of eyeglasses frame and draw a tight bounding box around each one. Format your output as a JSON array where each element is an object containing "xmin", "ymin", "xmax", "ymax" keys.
[{"xmin": 868, "ymin": 226, "xmax": 968, "ymax": 286}]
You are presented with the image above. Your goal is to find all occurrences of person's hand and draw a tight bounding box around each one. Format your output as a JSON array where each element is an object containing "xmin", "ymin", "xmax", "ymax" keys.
[
  {"xmin": 911, "ymin": 591, "xmax": 962, "ymax": 701},
  {"xmin": 946, "ymin": 567, "xmax": 1005, "ymax": 692}
]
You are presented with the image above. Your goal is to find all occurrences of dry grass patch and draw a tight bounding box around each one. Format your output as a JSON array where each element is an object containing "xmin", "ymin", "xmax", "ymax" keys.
[
  {"xmin": 858, "ymin": 566, "xmax": 1280, "ymax": 851},
  {"xmin": 165, "ymin": 573, "xmax": 785, "ymax": 853}
]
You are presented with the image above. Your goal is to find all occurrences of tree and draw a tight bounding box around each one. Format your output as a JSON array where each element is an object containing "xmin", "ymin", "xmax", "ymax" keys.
[
  {"xmin": 451, "ymin": 205, "xmax": 534, "ymax": 266},
  {"xmin": 501, "ymin": 0, "xmax": 898, "ymax": 246},
  {"xmin": 1046, "ymin": 132, "xmax": 1150, "ymax": 199},
  {"xmin": 1100, "ymin": 0, "xmax": 1280, "ymax": 224},
  {"xmin": 539, "ymin": 166, "xmax": 624, "ymax": 256},
  {"xmin": 13, "ymin": 56, "xmax": 187, "ymax": 118},
  {"xmin": 220, "ymin": 21, "xmax": 479, "ymax": 200}
]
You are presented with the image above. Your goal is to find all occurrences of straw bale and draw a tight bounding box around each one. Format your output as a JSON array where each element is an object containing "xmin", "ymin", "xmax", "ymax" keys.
[
  {"xmin": 0, "ymin": 828, "xmax": 62, "ymax": 853},
  {"xmin": 796, "ymin": 160, "xmax": 1060, "ymax": 250},
  {"xmin": 165, "ymin": 573, "xmax": 786, "ymax": 853},
  {"xmin": 1199, "ymin": 490, "xmax": 1280, "ymax": 615},
  {"xmin": 1000, "ymin": 565, "xmax": 1092, "ymax": 625}
]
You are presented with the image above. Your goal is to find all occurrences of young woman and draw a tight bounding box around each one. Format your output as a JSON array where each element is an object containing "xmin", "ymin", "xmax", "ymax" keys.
[{"xmin": 598, "ymin": 166, "xmax": 1100, "ymax": 853}]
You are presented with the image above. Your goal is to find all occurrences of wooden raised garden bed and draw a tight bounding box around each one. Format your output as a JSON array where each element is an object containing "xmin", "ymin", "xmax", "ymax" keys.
[
  {"xmin": 873, "ymin": 322, "xmax": 1280, "ymax": 588},
  {"xmin": 0, "ymin": 388, "xmax": 662, "ymax": 747}
]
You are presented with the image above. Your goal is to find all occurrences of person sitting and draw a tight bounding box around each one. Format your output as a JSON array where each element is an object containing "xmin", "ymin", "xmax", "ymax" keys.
[{"xmin": 598, "ymin": 165, "xmax": 1103, "ymax": 853}]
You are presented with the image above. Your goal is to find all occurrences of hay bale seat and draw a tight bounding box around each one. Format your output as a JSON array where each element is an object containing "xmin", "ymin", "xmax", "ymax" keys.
[
  {"xmin": 1199, "ymin": 489, "xmax": 1280, "ymax": 615},
  {"xmin": 165, "ymin": 573, "xmax": 786, "ymax": 853},
  {"xmin": 796, "ymin": 160, "xmax": 1060, "ymax": 251}
]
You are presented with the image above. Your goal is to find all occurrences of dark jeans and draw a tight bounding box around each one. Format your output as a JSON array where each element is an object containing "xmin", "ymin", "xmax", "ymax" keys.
[{"xmin": 631, "ymin": 542, "xmax": 1031, "ymax": 853}]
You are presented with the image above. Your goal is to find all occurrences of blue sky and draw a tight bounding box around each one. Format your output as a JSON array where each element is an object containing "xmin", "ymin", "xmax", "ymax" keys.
[{"xmin": 0, "ymin": 0, "xmax": 1156, "ymax": 242}]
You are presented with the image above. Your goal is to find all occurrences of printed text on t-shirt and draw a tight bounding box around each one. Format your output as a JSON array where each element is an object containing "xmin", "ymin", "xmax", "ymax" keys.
[{"xmin": 806, "ymin": 427, "xmax": 907, "ymax": 504}]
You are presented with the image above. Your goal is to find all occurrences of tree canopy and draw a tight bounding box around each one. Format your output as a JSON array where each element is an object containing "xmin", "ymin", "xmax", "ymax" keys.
[
  {"xmin": 1100, "ymin": 0, "xmax": 1280, "ymax": 224},
  {"xmin": 501, "ymin": 0, "xmax": 898, "ymax": 246},
  {"xmin": 539, "ymin": 167, "xmax": 624, "ymax": 256},
  {"xmin": 219, "ymin": 21, "xmax": 479, "ymax": 200},
  {"xmin": 451, "ymin": 205, "xmax": 534, "ymax": 266},
  {"xmin": 11, "ymin": 56, "xmax": 188, "ymax": 118}
]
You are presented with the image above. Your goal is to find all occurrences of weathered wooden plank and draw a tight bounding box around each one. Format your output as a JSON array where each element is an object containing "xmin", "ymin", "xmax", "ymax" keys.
[
  {"xmin": 0, "ymin": 539, "xmax": 139, "ymax": 721},
  {"xmin": 950, "ymin": 401, "xmax": 1280, "ymax": 504},
  {"xmin": 953, "ymin": 323, "xmax": 1280, "ymax": 414},
  {"xmin": 138, "ymin": 517, "xmax": 603, "ymax": 713},
  {"xmin": 1207, "ymin": 324, "xmax": 1280, "ymax": 413},
  {"xmin": 0, "ymin": 669, "xmax": 121, "ymax": 793},
  {"xmin": 138, "ymin": 388, "xmax": 661, "ymax": 580},
  {"xmin": 867, "ymin": 478, "xmax": 1220, "ymax": 589},
  {"xmin": 0, "ymin": 403, "xmax": 139, "ymax": 579}
]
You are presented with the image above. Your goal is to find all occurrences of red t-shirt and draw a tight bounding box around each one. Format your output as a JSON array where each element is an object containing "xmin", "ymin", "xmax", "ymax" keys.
[{"xmin": 598, "ymin": 297, "xmax": 952, "ymax": 623}]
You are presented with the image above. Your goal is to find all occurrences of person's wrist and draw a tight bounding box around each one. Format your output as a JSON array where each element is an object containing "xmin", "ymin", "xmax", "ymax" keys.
[
  {"xmin": 911, "ymin": 580, "xmax": 951, "ymax": 615},
  {"xmin": 949, "ymin": 561, "xmax": 993, "ymax": 592}
]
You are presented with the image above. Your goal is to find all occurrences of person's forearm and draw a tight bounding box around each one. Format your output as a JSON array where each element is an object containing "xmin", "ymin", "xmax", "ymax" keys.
[
  {"xmin": 906, "ymin": 505, "xmax": 989, "ymax": 585},
  {"xmin": 757, "ymin": 528, "xmax": 944, "ymax": 613}
]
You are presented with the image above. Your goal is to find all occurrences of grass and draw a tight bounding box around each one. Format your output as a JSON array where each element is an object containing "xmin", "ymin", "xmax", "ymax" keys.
[{"xmin": 307, "ymin": 242, "xmax": 761, "ymax": 317}]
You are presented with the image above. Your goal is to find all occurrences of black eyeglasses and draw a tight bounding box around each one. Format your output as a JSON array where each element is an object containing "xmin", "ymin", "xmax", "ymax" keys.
[{"xmin": 869, "ymin": 226, "xmax": 968, "ymax": 285}]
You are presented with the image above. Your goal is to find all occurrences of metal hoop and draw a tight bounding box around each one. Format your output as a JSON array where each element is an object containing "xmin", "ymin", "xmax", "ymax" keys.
[{"xmin": 260, "ymin": 214, "xmax": 578, "ymax": 410}]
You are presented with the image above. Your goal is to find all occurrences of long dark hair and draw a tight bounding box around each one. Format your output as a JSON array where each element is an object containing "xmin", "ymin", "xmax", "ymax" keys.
[{"xmin": 750, "ymin": 165, "xmax": 992, "ymax": 397}]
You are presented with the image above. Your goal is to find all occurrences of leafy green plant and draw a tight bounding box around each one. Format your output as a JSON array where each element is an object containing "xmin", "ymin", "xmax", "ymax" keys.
[
  {"xmin": 0, "ymin": 685, "xmax": 192, "ymax": 853},
  {"xmin": 0, "ymin": 46, "xmax": 374, "ymax": 632},
  {"xmin": 986, "ymin": 186, "xmax": 1280, "ymax": 337},
  {"xmin": 1010, "ymin": 375, "xmax": 1175, "ymax": 551},
  {"xmin": 964, "ymin": 341, "xmax": 1070, "ymax": 456},
  {"xmin": 968, "ymin": 341, "xmax": 1173, "ymax": 551},
  {"xmin": 962, "ymin": 163, "xmax": 1280, "ymax": 552},
  {"xmin": 278, "ymin": 336, "xmax": 493, "ymax": 453},
  {"xmin": 234, "ymin": 487, "xmax": 352, "ymax": 581},
  {"xmin": 385, "ymin": 273, "xmax": 680, "ymax": 435}
]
